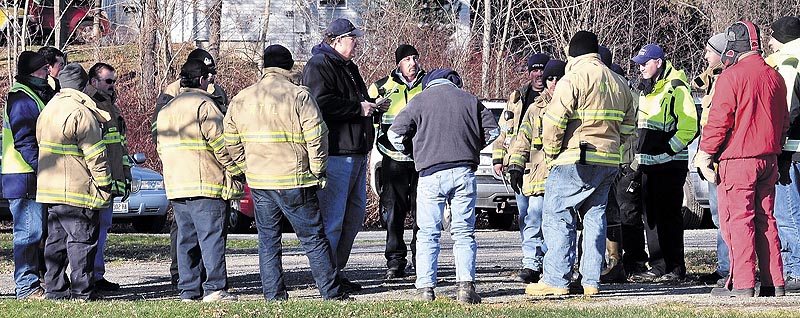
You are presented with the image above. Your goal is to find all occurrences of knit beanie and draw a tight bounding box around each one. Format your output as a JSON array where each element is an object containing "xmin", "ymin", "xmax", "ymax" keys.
[
  {"xmin": 527, "ymin": 53, "xmax": 550, "ymax": 71},
  {"xmin": 17, "ymin": 51, "xmax": 48, "ymax": 76},
  {"xmin": 598, "ymin": 45, "xmax": 612, "ymax": 67},
  {"xmin": 422, "ymin": 68, "xmax": 462, "ymax": 89},
  {"xmin": 58, "ymin": 62, "xmax": 88, "ymax": 91},
  {"xmin": 706, "ymin": 33, "xmax": 727, "ymax": 55},
  {"xmin": 395, "ymin": 44, "xmax": 419, "ymax": 64},
  {"xmin": 771, "ymin": 16, "xmax": 800, "ymax": 44},
  {"xmin": 541, "ymin": 60, "xmax": 566, "ymax": 86},
  {"xmin": 568, "ymin": 31, "xmax": 599, "ymax": 57},
  {"xmin": 262, "ymin": 44, "xmax": 294, "ymax": 70},
  {"xmin": 722, "ymin": 21, "xmax": 761, "ymax": 67},
  {"xmin": 187, "ymin": 49, "xmax": 217, "ymax": 74}
]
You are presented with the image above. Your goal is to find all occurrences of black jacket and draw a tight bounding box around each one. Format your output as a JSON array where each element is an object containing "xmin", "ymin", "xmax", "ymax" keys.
[{"xmin": 302, "ymin": 42, "xmax": 374, "ymax": 155}]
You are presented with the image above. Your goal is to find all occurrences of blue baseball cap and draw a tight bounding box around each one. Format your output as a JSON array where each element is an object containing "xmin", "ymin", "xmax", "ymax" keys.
[
  {"xmin": 325, "ymin": 18, "xmax": 364, "ymax": 38},
  {"xmin": 631, "ymin": 44, "xmax": 664, "ymax": 64}
]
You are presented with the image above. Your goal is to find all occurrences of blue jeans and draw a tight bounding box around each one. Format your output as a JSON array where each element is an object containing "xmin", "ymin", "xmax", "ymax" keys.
[
  {"xmin": 9, "ymin": 198, "xmax": 44, "ymax": 298},
  {"xmin": 93, "ymin": 206, "xmax": 113, "ymax": 280},
  {"xmin": 415, "ymin": 166, "xmax": 477, "ymax": 288},
  {"xmin": 173, "ymin": 198, "xmax": 228, "ymax": 300},
  {"xmin": 708, "ymin": 182, "xmax": 730, "ymax": 276},
  {"xmin": 516, "ymin": 193, "xmax": 545, "ymax": 271},
  {"xmin": 251, "ymin": 187, "xmax": 344, "ymax": 300},
  {"xmin": 541, "ymin": 164, "xmax": 617, "ymax": 289},
  {"xmin": 775, "ymin": 161, "xmax": 800, "ymax": 279},
  {"xmin": 316, "ymin": 155, "xmax": 367, "ymax": 274}
]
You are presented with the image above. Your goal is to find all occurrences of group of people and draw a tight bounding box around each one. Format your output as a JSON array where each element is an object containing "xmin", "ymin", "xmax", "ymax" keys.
[{"xmin": 5, "ymin": 15, "xmax": 800, "ymax": 303}]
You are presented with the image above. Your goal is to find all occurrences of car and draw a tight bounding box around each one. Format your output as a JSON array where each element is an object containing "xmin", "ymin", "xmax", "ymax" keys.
[
  {"xmin": 110, "ymin": 153, "xmax": 170, "ymax": 233},
  {"xmin": 681, "ymin": 99, "xmax": 712, "ymax": 229},
  {"xmin": 28, "ymin": 0, "xmax": 112, "ymax": 43},
  {"xmin": 368, "ymin": 99, "xmax": 519, "ymax": 231}
]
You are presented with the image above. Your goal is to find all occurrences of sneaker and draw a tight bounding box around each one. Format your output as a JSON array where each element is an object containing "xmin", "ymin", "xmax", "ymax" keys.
[
  {"xmin": 516, "ymin": 268, "xmax": 541, "ymax": 284},
  {"xmin": 202, "ymin": 290, "xmax": 239, "ymax": 302},
  {"xmin": 759, "ymin": 285, "xmax": 785, "ymax": 297},
  {"xmin": 784, "ymin": 276, "xmax": 800, "ymax": 291},
  {"xmin": 95, "ymin": 279, "xmax": 121, "ymax": 291},
  {"xmin": 628, "ymin": 269, "xmax": 662, "ymax": 283},
  {"xmin": 415, "ymin": 287, "xmax": 435, "ymax": 301},
  {"xmin": 340, "ymin": 278, "xmax": 363, "ymax": 293},
  {"xmin": 582, "ymin": 285, "xmax": 599, "ymax": 296},
  {"xmin": 525, "ymin": 282, "xmax": 568, "ymax": 296},
  {"xmin": 20, "ymin": 288, "xmax": 45, "ymax": 300},
  {"xmin": 711, "ymin": 286, "xmax": 755, "ymax": 297},
  {"xmin": 698, "ymin": 271, "xmax": 725, "ymax": 284},
  {"xmin": 385, "ymin": 268, "xmax": 406, "ymax": 280},
  {"xmin": 456, "ymin": 282, "xmax": 481, "ymax": 304}
]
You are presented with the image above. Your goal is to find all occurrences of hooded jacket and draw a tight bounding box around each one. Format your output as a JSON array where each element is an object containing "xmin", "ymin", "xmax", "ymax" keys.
[
  {"xmin": 85, "ymin": 85, "xmax": 131, "ymax": 196},
  {"xmin": 36, "ymin": 88, "xmax": 112, "ymax": 209},
  {"xmin": 302, "ymin": 42, "xmax": 374, "ymax": 155}
]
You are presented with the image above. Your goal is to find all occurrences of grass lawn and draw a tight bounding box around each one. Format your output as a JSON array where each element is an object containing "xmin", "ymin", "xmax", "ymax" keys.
[{"xmin": 0, "ymin": 298, "xmax": 797, "ymax": 318}]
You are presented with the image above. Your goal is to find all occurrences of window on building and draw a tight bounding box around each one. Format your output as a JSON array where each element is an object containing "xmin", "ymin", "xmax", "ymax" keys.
[{"xmin": 319, "ymin": 0, "xmax": 346, "ymax": 8}]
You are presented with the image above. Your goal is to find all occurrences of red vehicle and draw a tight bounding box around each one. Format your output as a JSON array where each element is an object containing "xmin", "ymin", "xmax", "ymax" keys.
[{"xmin": 29, "ymin": 0, "xmax": 111, "ymax": 43}]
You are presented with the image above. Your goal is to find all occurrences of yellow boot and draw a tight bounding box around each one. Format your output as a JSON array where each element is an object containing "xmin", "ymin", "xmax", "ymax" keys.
[{"xmin": 525, "ymin": 282, "xmax": 569, "ymax": 296}]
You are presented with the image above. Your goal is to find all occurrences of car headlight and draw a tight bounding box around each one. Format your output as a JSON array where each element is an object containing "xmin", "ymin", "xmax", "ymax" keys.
[
  {"xmin": 476, "ymin": 154, "xmax": 494, "ymax": 176},
  {"xmin": 138, "ymin": 180, "xmax": 164, "ymax": 191}
]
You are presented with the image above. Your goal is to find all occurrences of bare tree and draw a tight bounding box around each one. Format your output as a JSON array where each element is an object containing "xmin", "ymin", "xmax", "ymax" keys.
[
  {"xmin": 207, "ymin": 0, "xmax": 222, "ymax": 60},
  {"xmin": 140, "ymin": 0, "xmax": 159, "ymax": 102}
]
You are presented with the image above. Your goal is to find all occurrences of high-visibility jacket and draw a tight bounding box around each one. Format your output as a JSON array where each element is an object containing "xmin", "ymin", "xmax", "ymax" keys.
[
  {"xmin": 766, "ymin": 38, "xmax": 800, "ymax": 161},
  {"xmin": 35, "ymin": 88, "xmax": 112, "ymax": 209},
  {"xmin": 156, "ymin": 87, "xmax": 241, "ymax": 200},
  {"xmin": 541, "ymin": 53, "xmax": 636, "ymax": 167},
  {"xmin": 86, "ymin": 85, "xmax": 131, "ymax": 196},
  {"xmin": 635, "ymin": 60, "xmax": 698, "ymax": 167},
  {"xmin": 151, "ymin": 80, "xmax": 228, "ymax": 142},
  {"xmin": 2, "ymin": 82, "xmax": 44, "ymax": 174},
  {"xmin": 367, "ymin": 69, "xmax": 425, "ymax": 162},
  {"xmin": 492, "ymin": 83, "xmax": 541, "ymax": 166},
  {"xmin": 224, "ymin": 67, "xmax": 328, "ymax": 190},
  {"xmin": 508, "ymin": 88, "xmax": 550, "ymax": 195}
]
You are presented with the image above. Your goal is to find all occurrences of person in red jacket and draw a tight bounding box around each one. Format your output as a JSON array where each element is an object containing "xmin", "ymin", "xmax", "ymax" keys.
[{"xmin": 696, "ymin": 20, "xmax": 789, "ymax": 297}]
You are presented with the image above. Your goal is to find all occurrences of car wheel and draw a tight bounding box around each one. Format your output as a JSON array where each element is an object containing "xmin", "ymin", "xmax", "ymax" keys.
[
  {"xmin": 132, "ymin": 215, "xmax": 167, "ymax": 233},
  {"xmin": 228, "ymin": 208, "xmax": 253, "ymax": 234},
  {"xmin": 488, "ymin": 213, "xmax": 515, "ymax": 231},
  {"xmin": 682, "ymin": 179, "xmax": 704, "ymax": 230}
]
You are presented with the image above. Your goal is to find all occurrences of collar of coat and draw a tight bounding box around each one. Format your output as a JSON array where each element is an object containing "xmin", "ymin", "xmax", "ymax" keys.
[
  {"xmin": 57, "ymin": 88, "xmax": 112, "ymax": 122},
  {"xmin": 262, "ymin": 67, "xmax": 302, "ymax": 85},
  {"xmin": 179, "ymin": 87, "xmax": 214, "ymax": 97},
  {"xmin": 692, "ymin": 62, "xmax": 723, "ymax": 91},
  {"xmin": 391, "ymin": 68, "xmax": 426, "ymax": 89},
  {"xmin": 532, "ymin": 87, "xmax": 552, "ymax": 109},
  {"xmin": 564, "ymin": 53, "xmax": 602, "ymax": 73}
]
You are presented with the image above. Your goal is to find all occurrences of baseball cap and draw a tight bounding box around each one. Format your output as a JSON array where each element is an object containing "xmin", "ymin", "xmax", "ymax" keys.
[
  {"xmin": 631, "ymin": 44, "xmax": 664, "ymax": 64},
  {"xmin": 325, "ymin": 18, "xmax": 364, "ymax": 38}
]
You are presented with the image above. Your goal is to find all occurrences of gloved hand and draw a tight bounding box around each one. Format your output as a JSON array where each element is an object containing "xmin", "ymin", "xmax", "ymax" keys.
[
  {"xmin": 120, "ymin": 180, "xmax": 131, "ymax": 202},
  {"xmin": 694, "ymin": 150, "xmax": 718, "ymax": 185},
  {"xmin": 509, "ymin": 170, "xmax": 523, "ymax": 194},
  {"xmin": 778, "ymin": 160, "xmax": 792, "ymax": 185},
  {"xmin": 317, "ymin": 172, "xmax": 328, "ymax": 190}
]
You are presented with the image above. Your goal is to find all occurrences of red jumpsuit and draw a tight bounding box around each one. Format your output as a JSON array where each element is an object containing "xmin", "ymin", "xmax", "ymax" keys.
[{"xmin": 700, "ymin": 53, "xmax": 789, "ymax": 290}]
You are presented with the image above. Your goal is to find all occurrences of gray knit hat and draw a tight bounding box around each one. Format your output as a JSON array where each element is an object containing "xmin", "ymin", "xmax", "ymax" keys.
[
  {"xmin": 706, "ymin": 33, "xmax": 727, "ymax": 55},
  {"xmin": 58, "ymin": 62, "xmax": 88, "ymax": 91}
]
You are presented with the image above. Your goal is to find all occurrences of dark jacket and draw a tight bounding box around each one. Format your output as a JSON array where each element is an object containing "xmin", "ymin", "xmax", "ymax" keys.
[
  {"xmin": 302, "ymin": 42, "xmax": 374, "ymax": 155},
  {"xmin": 388, "ymin": 82, "xmax": 499, "ymax": 175}
]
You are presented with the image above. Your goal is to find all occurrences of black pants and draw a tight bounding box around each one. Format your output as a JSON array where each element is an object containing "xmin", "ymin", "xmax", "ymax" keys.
[
  {"xmin": 610, "ymin": 167, "xmax": 649, "ymax": 271},
  {"xmin": 641, "ymin": 165, "xmax": 688, "ymax": 276},
  {"xmin": 43, "ymin": 204, "xmax": 99, "ymax": 300},
  {"xmin": 380, "ymin": 157, "xmax": 419, "ymax": 270}
]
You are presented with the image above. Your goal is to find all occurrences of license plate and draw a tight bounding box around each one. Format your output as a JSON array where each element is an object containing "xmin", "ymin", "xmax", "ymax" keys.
[{"xmin": 113, "ymin": 202, "xmax": 128, "ymax": 213}]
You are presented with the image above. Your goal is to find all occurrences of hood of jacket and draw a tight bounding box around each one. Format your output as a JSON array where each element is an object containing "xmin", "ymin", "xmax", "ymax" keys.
[
  {"xmin": 263, "ymin": 67, "xmax": 302, "ymax": 85},
  {"xmin": 311, "ymin": 42, "xmax": 351, "ymax": 65},
  {"xmin": 58, "ymin": 88, "xmax": 111, "ymax": 122}
]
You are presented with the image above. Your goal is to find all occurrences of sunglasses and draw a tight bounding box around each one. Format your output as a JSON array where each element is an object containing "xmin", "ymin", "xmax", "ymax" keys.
[
  {"xmin": 98, "ymin": 78, "xmax": 116, "ymax": 84},
  {"xmin": 546, "ymin": 76, "xmax": 560, "ymax": 81}
]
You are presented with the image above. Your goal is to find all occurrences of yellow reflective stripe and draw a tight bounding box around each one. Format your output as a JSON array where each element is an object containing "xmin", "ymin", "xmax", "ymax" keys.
[
  {"xmin": 380, "ymin": 114, "xmax": 397, "ymax": 125},
  {"xmin": 40, "ymin": 141, "xmax": 82, "ymax": 156},
  {"xmin": 522, "ymin": 180, "xmax": 546, "ymax": 194},
  {"xmin": 231, "ymin": 132, "xmax": 306, "ymax": 143},
  {"xmin": 637, "ymin": 119, "xmax": 676, "ymax": 131},
  {"xmin": 636, "ymin": 149, "xmax": 689, "ymax": 165},
  {"xmin": 226, "ymin": 164, "xmax": 244, "ymax": 175},
  {"xmin": 224, "ymin": 132, "xmax": 242, "ymax": 144},
  {"xmin": 376, "ymin": 143, "xmax": 413, "ymax": 162},
  {"xmin": 621, "ymin": 124, "xmax": 635, "ymax": 135},
  {"xmin": 509, "ymin": 153, "xmax": 527, "ymax": 167},
  {"xmin": 122, "ymin": 156, "xmax": 132, "ymax": 167},
  {"xmin": 246, "ymin": 172, "xmax": 318, "ymax": 188},
  {"xmin": 111, "ymin": 180, "xmax": 127, "ymax": 193},
  {"xmin": 84, "ymin": 141, "xmax": 107, "ymax": 160},
  {"xmin": 166, "ymin": 183, "xmax": 225, "ymax": 197},
  {"xmin": 571, "ymin": 109, "xmax": 625, "ymax": 121},
  {"xmin": 95, "ymin": 174, "xmax": 111, "ymax": 186},
  {"xmin": 543, "ymin": 112, "xmax": 568, "ymax": 129},
  {"xmin": 158, "ymin": 140, "xmax": 213, "ymax": 151},
  {"xmin": 543, "ymin": 145, "xmax": 561, "ymax": 156},
  {"xmin": 303, "ymin": 123, "xmax": 327, "ymax": 141},
  {"xmin": 785, "ymin": 139, "xmax": 800, "ymax": 152},
  {"xmin": 549, "ymin": 149, "xmax": 621, "ymax": 166},
  {"xmin": 103, "ymin": 131, "xmax": 122, "ymax": 144},
  {"xmin": 310, "ymin": 160, "xmax": 326, "ymax": 172},
  {"xmin": 492, "ymin": 148, "xmax": 506, "ymax": 160},
  {"xmin": 518, "ymin": 121, "xmax": 533, "ymax": 138},
  {"xmin": 209, "ymin": 134, "xmax": 226, "ymax": 151},
  {"xmin": 37, "ymin": 189, "xmax": 109, "ymax": 209}
]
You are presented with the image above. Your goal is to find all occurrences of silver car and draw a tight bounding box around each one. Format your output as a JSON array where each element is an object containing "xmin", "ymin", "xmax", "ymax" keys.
[{"xmin": 110, "ymin": 153, "xmax": 170, "ymax": 233}]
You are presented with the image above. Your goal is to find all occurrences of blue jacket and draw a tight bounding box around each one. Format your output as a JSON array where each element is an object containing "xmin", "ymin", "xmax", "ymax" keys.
[{"xmin": 2, "ymin": 88, "xmax": 43, "ymax": 199}]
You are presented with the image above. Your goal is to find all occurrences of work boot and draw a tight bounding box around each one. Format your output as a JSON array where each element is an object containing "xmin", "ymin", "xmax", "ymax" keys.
[
  {"xmin": 415, "ymin": 287, "xmax": 435, "ymax": 301},
  {"xmin": 759, "ymin": 285, "xmax": 785, "ymax": 297},
  {"xmin": 456, "ymin": 282, "xmax": 481, "ymax": 304},
  {"xmin": 516, "ymin": 268, "xmax": 541, "ymax": 284},
  {"xmin": 582, "ymin": 285, "xmax": 599, "ymax": 296},
  {"xmin": 525, "ymin": 282, "xmax": 569, "ymax": 296},
  {"xmin": 711, "ymin": 286, "xmax": 755, "ymax": 297},
  {"xmin": 600, "ymin": 240, "xmax": 626, "ymax": 283}
]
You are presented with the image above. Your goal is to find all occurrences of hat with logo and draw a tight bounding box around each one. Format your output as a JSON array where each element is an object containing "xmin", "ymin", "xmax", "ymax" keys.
[
  {"xmin": 188, "ymin": 49, "xmax": 216, "ymax": 74},
  {"xmin": 325, "ymin": 18, "xmax": 364, "ymax": 38},
  {"xmin": 631, "ymin": 44, "xmax": 664, "ymax": 64}
]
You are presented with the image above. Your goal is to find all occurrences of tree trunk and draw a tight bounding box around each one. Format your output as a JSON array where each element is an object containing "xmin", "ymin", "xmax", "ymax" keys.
[
  {"xmin": 140, "ymin": 0, "xmax": 159, "ymax": 103},
  {"xmin": 92, "ymin": 0, "xmax": 101, "ymax": 38},
  {"xmin": 54, "ymin": 0, "xmax": 65, "ymax": 47},
  {"xmin": 207, "ymin": 0, "xmax": 222, "ymax": 60},
  {"xmin": 258, "ymin": 0, "xmax": 271, "ymax": 73},
  {"xmin": 480, "ymin": 0, "xmax": 491, "ymax": 97}
]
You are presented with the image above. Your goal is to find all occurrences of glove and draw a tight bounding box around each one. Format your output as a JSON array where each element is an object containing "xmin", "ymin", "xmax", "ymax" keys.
[
  {"xmin": 509, "ymin": 169, "xmax": 523, "ymax": 194},
  {"xmin": 317, "ymin": 172, "xmax": 328, "ymax": 190},
  {"xmin": 694, "ymin": 150, "xmax": 718, "ymax": 185},
  {"xmin": 778, "ymin": 160, "xmax": 792, "ymax": 185},
  {"xmin": 120, "ymin": 180, "xmax": 131, "ymax": 202}
]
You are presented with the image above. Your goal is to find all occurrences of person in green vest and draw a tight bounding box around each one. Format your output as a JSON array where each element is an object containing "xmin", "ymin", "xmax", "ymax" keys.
[
  {"xmin": 2, "ymin": 51, "xmax": 56, "ymax": 299},
  {"xmin": 367, "ymin": 44, "xmax": 426, "ymax": 280}
]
